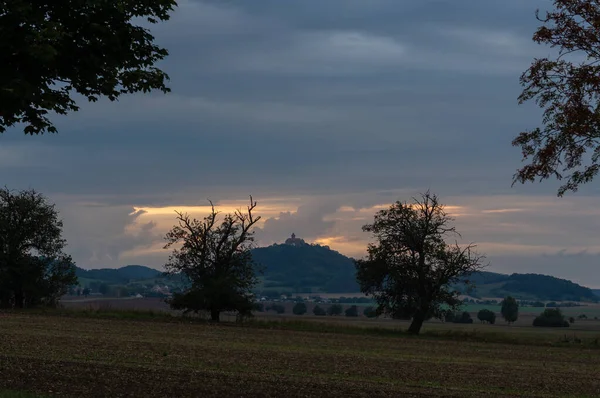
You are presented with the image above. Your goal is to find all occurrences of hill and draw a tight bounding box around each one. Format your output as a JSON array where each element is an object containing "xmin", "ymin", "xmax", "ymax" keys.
[
  {"xmin": 456, "ymin": 272, "xmax": 598, "ymax": 302},
  {"xmin": 250, "ymin": 242, "xmax": 359, "ymax": 294},
  {"xmin": 76, "ymin": 265, "xmax": 162, "ymax": 284},
  {"xmin": 593, "ymin": 289, "xmax": 600, "ymax": 297}
]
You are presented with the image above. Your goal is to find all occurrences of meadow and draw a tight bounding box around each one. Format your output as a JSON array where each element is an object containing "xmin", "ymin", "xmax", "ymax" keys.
[{"xmin": 1, "ymin": 310, "xmax": 600, "ymax": 397}]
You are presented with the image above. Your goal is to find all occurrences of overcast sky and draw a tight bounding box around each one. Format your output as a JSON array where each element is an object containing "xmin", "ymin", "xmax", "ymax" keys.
[{"xmin": 3, "ymin": 0, "xmax": 600, "ymax": 287}]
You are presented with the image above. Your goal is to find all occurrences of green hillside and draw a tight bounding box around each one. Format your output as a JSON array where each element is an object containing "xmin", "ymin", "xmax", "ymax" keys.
[{"xmin": 250, "ymin": 243, "xmax": 359, "ymax": 294}]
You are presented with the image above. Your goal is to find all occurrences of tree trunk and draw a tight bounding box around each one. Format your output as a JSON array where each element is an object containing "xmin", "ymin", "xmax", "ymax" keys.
[
  {"xmin": 210, "ymin": 309, "xmax": 220, "ymax": 322},
  {"xmin": 14, "ymin": 289, "xmax": 24, "ymax": 309},
  {"xmin": 408, "ymin": 313, "xmax": 425, "ymax": 335}
]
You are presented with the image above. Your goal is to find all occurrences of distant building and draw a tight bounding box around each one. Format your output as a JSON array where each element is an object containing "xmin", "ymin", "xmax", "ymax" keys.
[{"xmin": 284, "ymin": 233, "xmax": 307, "ymax": 247}]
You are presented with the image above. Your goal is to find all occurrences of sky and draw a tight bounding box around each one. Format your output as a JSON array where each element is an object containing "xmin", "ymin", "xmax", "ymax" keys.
[{"xmin": 2, "ymin": 0, "xmax": 600, "ymax": 287}]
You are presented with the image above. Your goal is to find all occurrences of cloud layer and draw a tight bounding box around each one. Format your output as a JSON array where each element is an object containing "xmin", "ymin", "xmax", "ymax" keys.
[{"xmin": 2, "ymin": 0, "xmax": 600, "ymax": 287}]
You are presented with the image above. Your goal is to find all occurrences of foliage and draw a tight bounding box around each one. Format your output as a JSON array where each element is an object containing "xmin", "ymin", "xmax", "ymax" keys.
[
  {"xmin": 569, "ymin": 316, "xmax": 575, "ymax": 324},
  {"xmin": 312, "ymin": 305, "xmax": 326, "ymax": 316},
  {"xmin": 452, "ymin": 311, "xmax": 473, "ymax": 324},
  {"xmin": 355, "ymin": 192, "xmax": 485, "ymax": 334},
  {"xmin": 163, "ymin": 197, "xmax": 262, "ymax": 322},
  {"xmin": 513, "ymin": 0, "xmax": 600, "ymax": 195},
  {"xmin": 0, "ymin": 0, "xmax": 177, "ymax": 135},
  {"xmin": 533, "ymin": 308, "xmax": 570, "ymax": 327},
  {"xmin": 501, "ymin": 297, "xmax": 519, "ymax": 324},
  {"xmin": 0, "ymin": 188, "xmax": 77, "ymax": 308},
  {"xmin": 344, "ymin": 305, "xmax": 359, "ymax": 317},
  {"xmin": 363, "ymin": 306, "xmax": 378, "ymax": 318},
  {"xmin": 477, "ymin": 309, "xmax": 496, "ymax": 324},
  {"xmin": 327, "ymin": 304, "xmax": 343, "ymax": 316},
  {"xmin": 253, "ymin": 303, "xmax": 264, "ymax": 313},
  {"xmin": 292, "ymin": 302, "xmax": 307, "ymax": 315},
  {"xmin": 268, "ymin": 304, "xmax": 285, "ymax": 314},
  {"xmin": 251, "ymin": 242, "xmax": 359, "ymax": 293}
]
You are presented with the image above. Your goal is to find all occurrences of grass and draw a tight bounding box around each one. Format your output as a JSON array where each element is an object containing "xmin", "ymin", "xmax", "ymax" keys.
[
  {"xmin": 0, "ymin": 392, "xmax": 46, "ymax": 398},
  {"xmin": 1, "ymin": 311, "xmax": 600, "ymax": 397}
]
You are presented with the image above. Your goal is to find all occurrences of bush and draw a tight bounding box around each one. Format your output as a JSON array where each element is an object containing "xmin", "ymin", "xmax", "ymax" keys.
[
  {"xmin": 533, "ymin": 308, "xmax": 569, "ymax": 327},
  {"xmin": 453, "ymin": 311, "xmax": 473, "ymax": 324},
  {"xmin": 292, "ymin": 302, "xmax": 307, "ymax": 315},
  {"xmin": 569, "ymin": 316, "xmax": 575, "ymax": 324},
  {"xmin": 253, "ymin": 303, "xmax": 264, "ymax": 312},
  {"xmin": 313, "ymin": 305, "xmax": 326, "ymax": 316},
  {"xmin": 327, "ymin": 304, "xmax": 343, "ymax": 316},
  {"xmin": 268, "ymin": 304, "xmax": 285, "ymax": 314},
  {"xmin": 363, "ymin": 306, "xmax": 377, "ymax": 318},
  {"xmin": 444, "ymin": 311, "xmax": 456, "ymax": 323},
  {"xmin": 477, "ymin": 309, "xmax": 496, "ymax": 324},
  {"xmin": 345, "ymin": 305, "xmax": 359, "ymax": 317},
  {"xmin": 578, "ymin": 314, "xmax": 588, "ymax": 319}
]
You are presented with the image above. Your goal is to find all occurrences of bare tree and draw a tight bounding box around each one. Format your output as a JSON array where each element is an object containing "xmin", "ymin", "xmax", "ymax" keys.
[
  {"xmin": 164, "ymin": 196, "xmax": 261, "ymax": 322},
  {"xmin": 355, "ymin": 192, "xmax": 485, "ymax": 335},
  {"xmin": 514, "ymin": 0, "xmax": 600, "ymax": 195}
]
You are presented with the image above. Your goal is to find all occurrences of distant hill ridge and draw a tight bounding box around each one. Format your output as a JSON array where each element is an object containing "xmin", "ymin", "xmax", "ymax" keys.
[{"xmin": 75, "ymin": 239, "xmax": 598, "ymax": 302}]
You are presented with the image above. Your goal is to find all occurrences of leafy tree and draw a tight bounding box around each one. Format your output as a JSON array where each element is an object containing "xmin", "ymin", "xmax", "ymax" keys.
[
  {"xmin": 0, "ymin": 188, "xmax": 77, "ymax": 308},
  {"xmin": 453, "ymin": 311, "xmax": 473, "ymax": 324},
  {"xmin": 345, "ymin": 305, "xmax": 359, "ymax": 317},
  {"xmin": 98, "ymin": 283, "xmax": 109, "ymax": 295},
  {"xmin": 355, "ymin": 192, "xmax": 485, "ymax": 334},
  {"xmin": 513, "ymin": 0, "xmax": 600, "ymax": 195},
  {"xmin": 164, "ymin": 197, "xmax": 262, "ymax": 322},
  {"xmin": 443, "ymin": 311, "xmax": 456, "ymax": 323},
  {"xmin": 327, "ymin": 304, "xmax": 343, "ymax": 316},
  {"xmin": 569, "ymin": 316, "xmax": 575, "ymax": 324},
  {"xmin": 363, "ymin": 306, "xmax": 378, "ymax": 318},
  {"xmin": 313, "ymin": 305, "xmax": 326, "ymax": 316},
  {"xmin": 501, "ymin": 296, "xmax": 519, "ymax": 324},
  {"xmin": 253, "ymin": 303, "xmax": 264, "ymax": 313},
  {"xmin": 477, "ymin": 309, "xmax": 496, "ymax": 324},
  {"xmin": 1, "ymin": 0, "xmax": 177, "ymax": 135},
  {"xmin": 533, "ymin": 308, "xmax": 570, "ymax": 327},
  {"xmin": 268, "ymin": 304, "xmax": 285, "ymax": 314},
  {"xmin": 82, "ymin": 287, "xmax": 90, "ymax": 297},
  {"xmin": 292, "ymin": 302, "xmax": 307, "ymax": 315}
]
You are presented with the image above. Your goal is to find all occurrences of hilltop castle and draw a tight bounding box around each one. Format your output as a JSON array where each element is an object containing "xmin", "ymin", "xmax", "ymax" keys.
[{"xmin": 284, "ymin": 233, "xmax": 307, "ymax": 247}]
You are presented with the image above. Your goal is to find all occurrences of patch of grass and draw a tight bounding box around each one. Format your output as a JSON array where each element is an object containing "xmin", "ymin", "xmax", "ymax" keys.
[{"xmin": 0, "ymin": 391, "xmax": 46, "ymax": 398}]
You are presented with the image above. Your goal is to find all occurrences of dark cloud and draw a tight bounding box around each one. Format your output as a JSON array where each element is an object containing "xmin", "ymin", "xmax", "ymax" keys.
[{"xmin": 1, "ymin": 0, "xmax": 598, "ymax": 286}]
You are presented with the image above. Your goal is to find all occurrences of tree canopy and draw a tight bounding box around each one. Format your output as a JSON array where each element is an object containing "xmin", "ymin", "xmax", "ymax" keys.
[
  {"xmin": 163, "ymin": 197, "xmax": 262, "ymax": 322},
  {"xmin": 0, "ymin": 188, "xmax": 77, "ymax": 308},
  {"xmin": 355, "ymin": 192, "xmax": 485, "ymax": 335},
  {"xmin": 0, "ymin": 0, "xmax": 177, "ymax": 135},
  {"xmin": 500, "ymin": 296, "xmax": 519, "ymax": 324},
  {"xmin": 513, "ymin": 0, "xmax": 600, "ymax": 195}
]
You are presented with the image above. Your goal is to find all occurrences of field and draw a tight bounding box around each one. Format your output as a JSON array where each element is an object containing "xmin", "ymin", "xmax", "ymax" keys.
[{"xmin": 1, "ymin": 311, "xmax": 600, "ymax": 397}]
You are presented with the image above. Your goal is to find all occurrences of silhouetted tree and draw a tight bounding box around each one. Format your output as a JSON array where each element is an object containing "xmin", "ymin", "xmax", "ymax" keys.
[
  {"xmin": 293, "ymin": 302, "xmax": 307, "ymax": 315},
  {"xmin": 477, "ymin": 309, "xmax": 496, "ymax": 324},
  {"xmin": 355, "ymin": 192, "xmax": 485, "ymax": 335},
  {"xmin": 501, "ymin": 296, "xmax": 519, "ymax": 324},
  {"xmin": 313, "ymin": 305, "xmax": 326, "ymax": 316},
  {"xmin": 513, "ymin": 0, "xmax": 600, "ymax": 195},
  {"xmin": 533, "ymin": 308, "xmax": 570, "ymax": 327},
  {"xmin": 327, "ymin": 304, "xmax": 343, "ymax": 316},
  {"xmin": 345, "ymin": 305, "xmax": 359, "ymax": 317},
  {"xmin": 363, "ymin": 306, "xmax": 378, "ymax": 318},
  {"xmin": 0, "ymin": 188, "xmax": 77, "ymax": 308},
  {"xmin": 1, "ymin": 0, "xmax": 177, "ymax": 135},
  {"xmin": 164, "ymin": 197, "xmax": 261, "ymax": 322}
]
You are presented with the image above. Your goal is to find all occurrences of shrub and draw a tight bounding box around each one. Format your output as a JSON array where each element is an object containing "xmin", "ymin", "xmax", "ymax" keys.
[
  {"xmin": 327, "ymin": 304, "xmax": 343, "ymax": 316},
  {"xmin": 292, "ymin": 302, "xmax": 307, "ymax": 315},
  {"xmin": 453, "ymin": 311, "xmax": 473, "ymax": 324},
  {"xmin": 444, "ymin": 311, "xmax": 456, "ymax": 323},
  {"xmin": 313, "ymin": 305, "xmax": 326, "ymax": 316},
  {"xmin": 533, "ymin": 308, "xmax": 569, "ymax": 327},
  {"xmin": 501, "ymin": 296, "xmax": 519, "ymax": 324},
  {"xmin": 578, "ymin": 314, "xmax": 587, "ymax": 319},
  {"xmin": 477, "ymin": 309, "xmax": 496, "ymax": 324},
  {"xmin": 345, "ymin": 305, "xmax": 359, "ymax": 317},
  {"xmin": 569, "ymin": 316, "xmax": 575, "ymax": 324},
  {"xmin": 363, "ymin": 306, "xmax": 377, "ymax": 318},
  {"xmin": 268, "ymin": 304, "xmax": 285, "ymax": 314}
]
